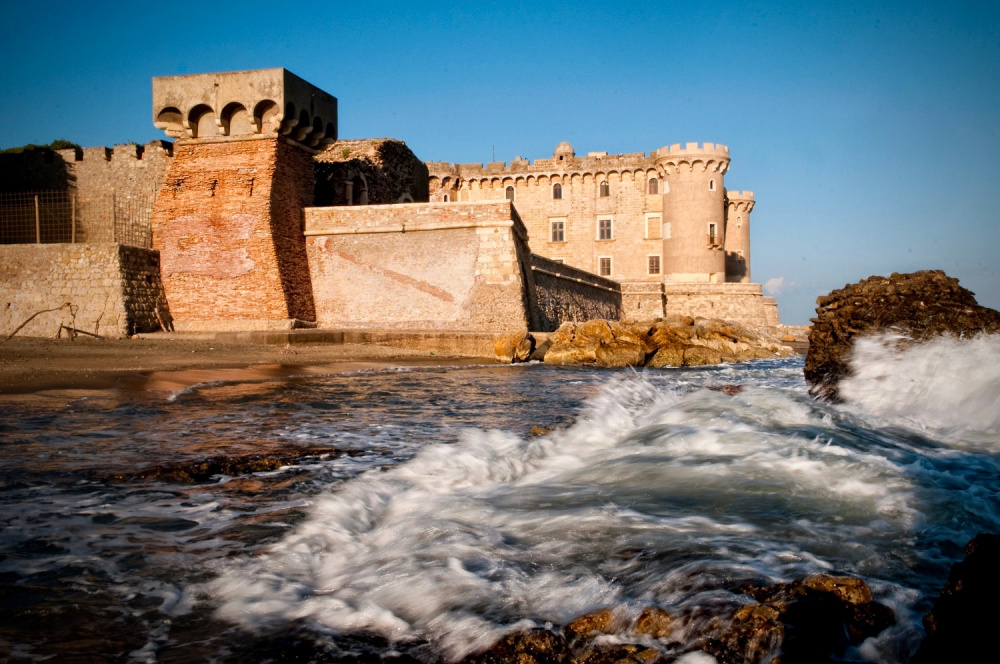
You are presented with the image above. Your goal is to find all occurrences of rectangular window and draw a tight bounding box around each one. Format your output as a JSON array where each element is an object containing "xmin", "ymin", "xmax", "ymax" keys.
[
  {"xmin": 550, "ymin": 219, "xmax": 565, "ymax": 242},
  {"xmin": 708, "ymin": 222, "xmax": 719, "ymax": 245},
  {"xmin": 648, "ymin": 255, "xmax": 661, "ymax": 275},
  {"xmin": 597, "ymin": 216, "xmax": 613, "ymax": 240},
  {"xmin": 599, "ymin": 256, "xmax": 612, "ymax": 276},
  {"xmin": 645, "ymin": 214, "xmax": 662, "ymax": 240}
]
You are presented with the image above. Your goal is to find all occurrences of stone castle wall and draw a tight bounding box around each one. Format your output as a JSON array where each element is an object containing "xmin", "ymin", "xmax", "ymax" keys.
[
  {"xmin": 151, "ymin": 135, "xmax": 316, "ymax": 331},
  {"xmin": 529, "ymin": 255, "xmax": 622, "ymax": 330},
  {"xmin": 0, "ymin": 243, "xmax": 167, "ymax": 338},
  {"xmin": 304, "ymin": 201, "xmax": 538, "ymax": 331},
  {"xmin": 663, "ymin": 282, "xmax": 774, "ymax": 327}
]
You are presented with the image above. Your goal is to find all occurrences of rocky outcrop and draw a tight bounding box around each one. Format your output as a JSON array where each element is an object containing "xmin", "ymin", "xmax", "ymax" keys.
[
  {"xmin": 805, "ymin": 270, "xmax": 1000, "ymax": 401},
  {"xmin": 462, "ymin": 575, "xmax": 892, "ymax": 664},
  {"xmin": 497, "ymin": 318, "xmax": 791, "ymax": 368},
  {"xmin": 914, "ymin": 534, "xmax": 1000, "ymax": 663},
  {"xmin": 494, "ymin": 330, "xmax": 535, "ymax": 363},
  {"xmin": 106, "ymin": 447, "xmax": 345, "ymax": 483}
]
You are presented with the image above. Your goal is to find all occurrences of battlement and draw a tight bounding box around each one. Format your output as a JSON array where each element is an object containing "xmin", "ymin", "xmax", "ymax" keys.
[
  {"xmin": 152, "ymin": 68, "xmax": 337, "ymax": 148},
  {"xmin": 55, "ymin": 141, "xmax": 174, "ymax": 163},
  {"xmin": 426, "ymin": 149, "xmax": 657, "ymax": 181},
  {"xmin": 656, "ymin": 142, "xmax": 730, "ymax": 157},
  {"xmin": 726, "ymin": 190, "xmax": 754, "ymax": 199}
]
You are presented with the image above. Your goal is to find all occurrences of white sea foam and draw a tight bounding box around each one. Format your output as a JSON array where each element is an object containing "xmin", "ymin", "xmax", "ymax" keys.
[
  {"xmin": 205, "ymin": 369, "xmax": 934, "ymax": 661},
  {"xmin": 840, "ymin": 333, "xmax": 1000, "ymax": 446}
]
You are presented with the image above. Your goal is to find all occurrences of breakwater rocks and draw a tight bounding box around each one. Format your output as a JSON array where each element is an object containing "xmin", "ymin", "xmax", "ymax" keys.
[
  {"xmin": 805, "ymin": 270, "xmax": 1000, "ymax": 401},
  {"xmin": 462, "ymin": 574, "xmax": 894, "ymax": 664},
  {"xmin": 495, "ymin": 318, "xmax": 793, "ymax": 367}
]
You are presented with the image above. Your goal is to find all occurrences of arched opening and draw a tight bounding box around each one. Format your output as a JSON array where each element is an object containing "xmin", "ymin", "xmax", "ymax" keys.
[
  {"xmin": 293, "ymin": 109, "xmax": 311, "ymax": 141},
  {"xmin": 325, "ymin": 121, "xmax": 337, "ymax": 144},
  {"xmin": 154, "ymin": 107, "xmax": 184, "ymax": 138},
  {"xmin": 553, "ymin": 183, "xmax": 562, "ymax": 200},
  {"xmin": 648, "ymin": 178, "xmax": 658, "ymax": 194},
  {"xmin": 253, "ymin": 99, "xmax": 279, "ymax": 133},
  {"xmin": 188, "ymin": 104, "xmax": 216, "ymax": 138},
  {"xmin": 352, "ymin": 175, "xmax": 368, "ymax": 205},
  {"xmin": 280, "ymin": 102, "xmax": 296, "ymax": 135},
  {"xmin": 599, "ymin": 181, "xmax": 610, "ymax": 197},
  {"xmin": 443, "ymin": 194, "xmax": 450, "ymax": 202},
  {"xmin": 221, "ymin": 102, "xmax": 252, "ymax": 136},
  {"xmin": 505, "ymin": 186, "xmax": 515, "ymax": 201}
]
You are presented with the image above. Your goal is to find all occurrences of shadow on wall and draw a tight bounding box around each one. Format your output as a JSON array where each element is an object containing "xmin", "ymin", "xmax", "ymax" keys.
[
  {"xmin": 725, "ymin": 250, "xmax": 748, "ymax": 282},
  {"xmin": 313, "ymin": 139, "xmax": 429, "ymax": 206},
  {"xmin": 0, "ymin": 147, "xmax": 72, "ymax": 193}
]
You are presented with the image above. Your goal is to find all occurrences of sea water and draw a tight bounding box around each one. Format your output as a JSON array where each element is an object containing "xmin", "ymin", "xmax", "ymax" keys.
[{"xmin": 1, "ymin": 334, "xmax": 998, "ymax": 663}]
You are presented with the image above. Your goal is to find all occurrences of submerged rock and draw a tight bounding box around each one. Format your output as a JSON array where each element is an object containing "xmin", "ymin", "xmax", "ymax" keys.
[
  {"xmin": 463, "ymin": 628, "xmax": 567, "ymax": 664},
  {"xmin": 805, "ymin": 270, "xmax": 1000, "ymax": 401},
  {"xmin": 106, "ymin": 447, "xmax": 344, "ymax": 483},
  {"xmin": 914, "ymin": 533, "xmax": 1000, "ymax": 663}
]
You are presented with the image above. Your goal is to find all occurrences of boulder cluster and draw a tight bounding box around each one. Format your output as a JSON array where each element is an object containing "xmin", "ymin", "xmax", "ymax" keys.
[
  {"xmin": 495, "ymin": 317, "xmax": 793, "ymax": 368},
  {"xmin": 462, "ymin": 574, "xmax": 894, "ymax": 664},
  {"xmin": 805, "ymin": 270, "xmax": 1000, "ymax": 401}
]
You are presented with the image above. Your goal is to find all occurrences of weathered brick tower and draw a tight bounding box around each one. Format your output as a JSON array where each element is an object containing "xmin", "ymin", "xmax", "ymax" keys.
[{"xmin": 150, "ymin": 68, "xmax": 337, "ymax": 331}]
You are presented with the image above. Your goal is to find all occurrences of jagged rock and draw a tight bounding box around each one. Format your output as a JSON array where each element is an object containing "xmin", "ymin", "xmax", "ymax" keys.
[
  {"xmin": 694, "ymin": 574, "xmax": 894, "ymax": 664},
  {"xmin": 914, "ymin": 533, "xmax": 1000, "ymax": 663},
  {"xmin": 646, "ymin": 345, "xmax": 686, "ymax": 368},
  {"xmin": 634, "ymin": 607, "xmax": 675, "ymax": 639},
  {"xmin": 106, "ymin": 447, "xmax": 344, "ymax": 483},
  {"xmin": 462, "ymin": 628, "xmax": 567, "ymax": 664},
  {"xmin": 805, "ymin": 270, "xmax": 1000, "ymax": 401},
  {"xmin": 574, "ymin": 643, "xmax": 662, "ymax": 664},
  {"xmin": 683, "ymin": 346, "xmax": 725, "ymax": 366},
  {"xmin": 564, "ymin": 609, "xmax": 615, "ymax": 640},
  {"xmin": 495, "ymin": 330, "xmax": 536, "ymax": 363}
]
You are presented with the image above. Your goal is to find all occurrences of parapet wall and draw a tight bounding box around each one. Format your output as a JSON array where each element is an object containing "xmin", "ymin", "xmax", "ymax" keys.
[
  {"xmin": 529, "ymin": 255, "xmax": 622, "ymax": 331},
  {"xmin": 0, "ymin": 243, "xmax": 168, "ymax": 338},
  {"xmin": 304, "ymin": 201, "xmax": 539, "ymax": 331},
  {"xmin": 620, "ymin": 281, "xmax": 666, "ymax": 320},
  {"xmin": 663, "ymin": 282, "xmax": 778, "ymax": 327}
]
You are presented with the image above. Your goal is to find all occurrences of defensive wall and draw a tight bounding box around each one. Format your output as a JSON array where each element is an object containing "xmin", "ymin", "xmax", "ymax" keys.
[
  {"xmin": 529, "ymin": 254, "xmax": 622, "ymax": 330},
  {"xmin": 0, "ymin": 243, "xmax": 167, "ymax": 338},
  {"xmin": 662, "ymin": 282, "xmax": 775, "ymax": 327}
]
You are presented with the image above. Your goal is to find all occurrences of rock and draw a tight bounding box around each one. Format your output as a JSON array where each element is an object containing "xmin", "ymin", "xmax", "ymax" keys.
[
  {"xmin": 683, "ymin": 346, "xmax": 723, "ymax": 366},
  {"xmin": 573, "ymin": 643, "xmax": 661, "ymax": 664},
  {"xmin": 106, "ymin": 447, "xmax": 344, "ymax": 483},
  {"xmin": 595, "ymin": 340, "xmax": 647, "ymax": 368},
  {"xmin": 914, "ymin": 533, "xmax": 1000, "ymax": 663},
  {"xmin": 529, "ymin": 425, "xmax": 552, "ymax": 437},
  {"xmin": 564, "ymin": 609, "xmax": 615, "ymax": 640},
  {"xmin": 696, "ymin": 574, "xmax": 894, "ymax": 664},
  {"xmin": 463, "ymin": 628, "xmax": 567, "ymax": 664},
  {"xmin": 805, "ymin": 270, "xmax": 1000, "ymax": 401},
  {"xmin": 646, "ymin": 345, "xmax": 685, "ymax": 368},
  {"xmin": 634, "ymin": 607, "xmax": 675, "ymax": 639},
  {"xmin": 494, "ymin": 331, "xmax": 535, "ymax": 363}
]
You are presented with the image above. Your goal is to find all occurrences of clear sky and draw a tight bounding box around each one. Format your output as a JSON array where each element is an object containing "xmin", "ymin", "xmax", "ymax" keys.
[{"xmin": 2, "ymin": 1, "xmax": 997, "ymax": 324}]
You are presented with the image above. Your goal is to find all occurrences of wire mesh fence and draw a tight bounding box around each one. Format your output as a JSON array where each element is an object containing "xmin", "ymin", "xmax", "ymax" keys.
[{"xmin": 0, "ymin": 190, "xmax": 156, "ymax": 248}]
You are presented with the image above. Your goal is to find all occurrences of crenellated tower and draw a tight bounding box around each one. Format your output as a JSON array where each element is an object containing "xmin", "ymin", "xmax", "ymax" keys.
[
  {"xmin": 655, "ymin": 142, "xmax": 730, "ymax": 283},
  {"xmin": 724, "ymin": 191, "xmax": 754, "ymax": 283}
]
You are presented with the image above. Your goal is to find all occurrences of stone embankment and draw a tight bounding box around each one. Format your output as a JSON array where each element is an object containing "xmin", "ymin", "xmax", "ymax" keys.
[
  {"xmin": 462, "ymin": 574, "xmax": 894, "ymax": 664},
  {"xmin": 805, "ymin": 270, "xmax": 1000, "ymax": 401},
  {"xmin": 494, "ymin": 317, "xmax": 793, "ymax": 367}
]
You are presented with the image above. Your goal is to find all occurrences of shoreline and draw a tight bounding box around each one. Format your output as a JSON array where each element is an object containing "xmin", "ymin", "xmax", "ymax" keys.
[{"xmin": 0, "ymin": 336, "xmax": 489, "ymax": 395}]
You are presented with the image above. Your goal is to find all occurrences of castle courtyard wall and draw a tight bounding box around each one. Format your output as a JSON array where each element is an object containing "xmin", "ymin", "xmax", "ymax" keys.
[{"xmin": 0, "ymin": 243, "xmax": 167, "ymax": 338}]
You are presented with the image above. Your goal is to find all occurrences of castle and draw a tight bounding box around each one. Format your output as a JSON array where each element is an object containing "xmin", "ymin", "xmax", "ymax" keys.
[{"xmin": 0, "ymin": 68, "xmax": 779, "ymax": 339}]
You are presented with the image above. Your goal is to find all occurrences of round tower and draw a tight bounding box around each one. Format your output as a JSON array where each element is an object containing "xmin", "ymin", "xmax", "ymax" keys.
[
  {"xmin": 655, "ymin": 142, "xmax": 730, "ymax": 283},
  {"xmin": 724, "ymin": 191, "xmax": 754, "ymax": 283},
  {"xmin": 553, "ymin": 141, "xmax": 575, "ymax": 162}
]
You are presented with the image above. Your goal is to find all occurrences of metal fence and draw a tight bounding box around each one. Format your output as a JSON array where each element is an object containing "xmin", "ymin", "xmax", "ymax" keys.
[{"xmin": 0, "ymin": 190, "xmax": 156, "ymax": 248}]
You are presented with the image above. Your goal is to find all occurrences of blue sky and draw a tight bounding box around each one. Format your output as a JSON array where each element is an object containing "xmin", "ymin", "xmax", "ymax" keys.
[{"xmin": 2, "ymin": 1, "xmax": 997, "ymax": 324}]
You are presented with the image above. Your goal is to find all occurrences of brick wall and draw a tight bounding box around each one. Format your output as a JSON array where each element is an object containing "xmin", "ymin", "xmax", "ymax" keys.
[
  {"xmin": 151, "ymin": 136, "xmax": 316, "ymax": 331},
  {"xmin": 0, "ymin": 243, "xmax": 168, "ymax": 338},
  {"xmin": 304, "ymin": 202, "xmax": 535, "ymax": 331},
  {"xmin": 663, "ymin": 283, "xmax": 778, "ymax": 327},
  {"xmin": 530, "ymin": 255, "xmax": 623, "ymax": 330}
]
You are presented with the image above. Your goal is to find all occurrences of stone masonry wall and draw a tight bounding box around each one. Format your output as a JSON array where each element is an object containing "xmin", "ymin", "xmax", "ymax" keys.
[
  {"xmin": 0, "ymin": 243, "xmax": 168, "ymax": 338},
  {"xmin": 530, "ymin": 255, "xmax": 622, "ymax": 331},
  {"xmin": 151, "ymin": 136, "xmax": 316, "ymax": 331},
  {"xmin": 304, "ymin": 202, "xmax": 535, "ymax": 331},
  {"xmin": 621, "ymin": 280, "xmax": 666, "ymax": 320},
  {"xmin": 663, "ymin": 282, "xmax": 778, "ymax": 327}
]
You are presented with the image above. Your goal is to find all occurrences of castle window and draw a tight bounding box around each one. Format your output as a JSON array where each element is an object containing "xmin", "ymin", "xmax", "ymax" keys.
[
  {"xmin": 648, "ymin": 178, "xmax": 658, "ymax": 195},
  {"xmin": 645, "ymin": 214, "xmax": 662, "ymax": 240},
  {"xmin": 505, "ymin": 186, "xmax": 515, "ymax": 201},
  {"xmin": 648, "ymin": 255, "xmax": 661, "ymax": 275},
  {"xmin": 599, "ymin": 181, "xmax": 610, "ymax": 197},
  {"xmin": 599, "ymin": 256, "xmax": 612, "ymax": 276},
  {"xmin": 550, "ymin": 219, "xmax": 565, "ymax": 242},
  {"xmin": 553, "ymin": 183, "xmax": 562, "ymax": 199},
  {"xmin": 597, "ymin": 217, "xmax": 613, "ymax": 240},
  {"xmin": 708, "ymin": 222, "xmax": 719, "ymax": 245},
  {"xmin": 736, "ymin": 215, "xmax": 742, "ymax": 228},
  {"xmin": 709, "ymin": 180, "xmax": 716, "ymax": 191},
  {"xmin": 443, "ymin": 194, "xmax": 450, "ymax": 202}
]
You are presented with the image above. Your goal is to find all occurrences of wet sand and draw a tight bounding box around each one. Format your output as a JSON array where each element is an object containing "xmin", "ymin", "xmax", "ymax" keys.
[{"xmin": 0, "ymin": 337, "xmax": 488, "ymax": 394}]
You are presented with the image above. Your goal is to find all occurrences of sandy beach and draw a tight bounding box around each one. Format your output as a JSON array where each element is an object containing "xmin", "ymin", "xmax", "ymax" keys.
[{"xmin": 0, "ymin": 336, "xmax": 487, "ymax": 395}]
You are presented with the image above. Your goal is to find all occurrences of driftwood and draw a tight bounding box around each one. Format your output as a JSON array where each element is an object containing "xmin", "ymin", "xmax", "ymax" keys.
[
  {"xmin": 2, "ymin": 302, "xmax": 76, "ymax": 342},
  {"xmin": 59, "ymin": 325, "xmax": 103, "ymax": 339}
]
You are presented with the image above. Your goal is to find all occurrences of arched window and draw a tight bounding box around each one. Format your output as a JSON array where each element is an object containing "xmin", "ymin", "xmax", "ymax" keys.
[
  {"xmin": 552, "ymin": 183, "xmax": 562, "ymax": 200},
  {"xmin": 505, "ymin": 186, "xmax": 515, "ymax": 201},
  {"xmin": 599, "ymin": 181, "xmax": 610, "ymax": 197},
  {"xmin": 648, "ymin": 178, "xmax": 658, "ymax": 195},
  {"xmin": 443, "ymin": 194, "xmax": 450, "ymax": 202}
]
